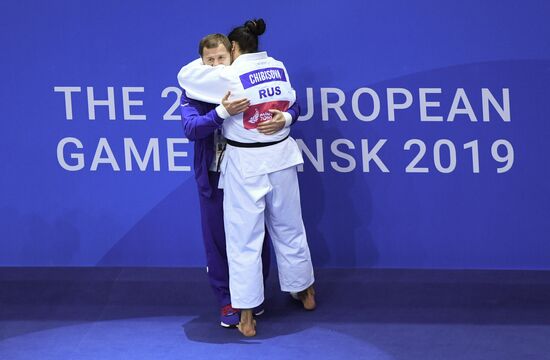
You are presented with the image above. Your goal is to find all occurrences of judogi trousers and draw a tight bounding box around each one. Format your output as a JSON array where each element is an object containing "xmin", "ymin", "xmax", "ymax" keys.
[
  {"xmin": 197, "ymin": 171, "xmax": 271, "ymax": 307},
  {"xmin": 220, "ymin": 146, "xmax": 315, "ymax": 309}
]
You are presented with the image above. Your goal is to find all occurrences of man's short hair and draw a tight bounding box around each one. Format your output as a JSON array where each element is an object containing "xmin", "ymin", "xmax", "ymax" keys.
[{"xmin": 198, "ymin": 34, "xmax": 231, "ymax": 57}]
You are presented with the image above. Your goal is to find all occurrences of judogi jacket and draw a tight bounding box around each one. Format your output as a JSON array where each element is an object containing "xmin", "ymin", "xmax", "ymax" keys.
[{"xmin": 178, "ymin": 52, "xmax": 304, "ymax": 179}]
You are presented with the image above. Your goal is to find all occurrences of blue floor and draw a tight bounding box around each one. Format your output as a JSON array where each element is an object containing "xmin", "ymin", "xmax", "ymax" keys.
[{"xmin": 1, "ymin": 268, "xmax": 550, "ymax": 359}]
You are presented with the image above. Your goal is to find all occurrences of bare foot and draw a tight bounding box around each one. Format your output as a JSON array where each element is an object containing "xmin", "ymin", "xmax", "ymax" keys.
[
  {"xmin": 298, "ymin": 285, "xmax": 316, "ymax": 310},
  {"xmin": 237, "ymin": 309, "xmax": 256, "ymax": 337}
]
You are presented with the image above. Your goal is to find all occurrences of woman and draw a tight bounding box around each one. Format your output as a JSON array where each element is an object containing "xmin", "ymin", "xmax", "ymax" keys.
[{"xmin": 178, "ymin": 19, "xmax": 315, "ymax": 337}]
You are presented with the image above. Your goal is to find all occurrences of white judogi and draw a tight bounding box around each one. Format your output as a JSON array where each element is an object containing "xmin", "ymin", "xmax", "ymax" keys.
[{"xmin": 178, "ymin": 52, "xmax": 314, "ymax": 308}]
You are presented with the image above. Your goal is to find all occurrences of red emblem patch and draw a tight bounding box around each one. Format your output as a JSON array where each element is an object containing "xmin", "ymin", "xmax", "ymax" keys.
[{"xmin": 243, "ymin": 101, "xmax": 290, "ymax": 130}]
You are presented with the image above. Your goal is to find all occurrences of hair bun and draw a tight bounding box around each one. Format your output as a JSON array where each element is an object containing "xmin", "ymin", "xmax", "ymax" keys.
[{"xmin": 244, "ymin": 18, "xmax": 266, "ymax": 36}]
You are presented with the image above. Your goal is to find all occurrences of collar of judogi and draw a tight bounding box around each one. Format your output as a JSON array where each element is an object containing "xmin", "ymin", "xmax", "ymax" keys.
[{"xmin": 233, "ymin": 51, "xmax": 268, "ymax": 65}]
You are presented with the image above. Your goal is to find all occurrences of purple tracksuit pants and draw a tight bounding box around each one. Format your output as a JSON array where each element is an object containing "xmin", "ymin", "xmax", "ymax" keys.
[{"xmin": 198, "ymin": 171, "xmax": 271, "ymax": 307}]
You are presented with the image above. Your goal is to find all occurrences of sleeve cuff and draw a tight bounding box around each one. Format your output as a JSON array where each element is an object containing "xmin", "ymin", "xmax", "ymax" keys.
[
  {"xmin": 283, "ymin": 112, "xmax": 293, "ymax": 128},
  {"xmin": 215, "ymin": 104, "xmax": 231, "ymax": 120}
]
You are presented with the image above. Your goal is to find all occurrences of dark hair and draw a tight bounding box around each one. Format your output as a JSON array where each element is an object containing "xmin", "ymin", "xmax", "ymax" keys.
[
  {"xmin": 227, "ymin": 18, "xmax": 266, "ymax": 54},
  {"xmin": 198, "ymin": 33, "xmax": 231, "ymax": 57}
]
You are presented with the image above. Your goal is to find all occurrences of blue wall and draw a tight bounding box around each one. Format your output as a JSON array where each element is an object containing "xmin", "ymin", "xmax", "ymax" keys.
[{"xmin": 1, "ymin": 0, "xmax": 549, "ymax": 268}]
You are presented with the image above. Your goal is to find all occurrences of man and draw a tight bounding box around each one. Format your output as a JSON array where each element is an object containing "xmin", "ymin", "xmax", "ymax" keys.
[{"xmin": 180, "ymin": 33, "xmax": 301, "ymax": 328}]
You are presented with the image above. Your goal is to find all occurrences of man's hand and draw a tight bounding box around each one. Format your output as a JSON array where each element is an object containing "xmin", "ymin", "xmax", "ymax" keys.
[
  {"xmin": 257, "ymin": 109, "xmax": 286, "ymax": 135},
  {"xmin": 221, "ymin": 91, "xmax": 250, "ymax": 116}
]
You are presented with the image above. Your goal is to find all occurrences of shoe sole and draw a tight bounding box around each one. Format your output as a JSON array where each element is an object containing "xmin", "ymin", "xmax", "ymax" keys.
[{"xmin": 220, "ymin": 322, "xmax": 238, "ymax": 328}]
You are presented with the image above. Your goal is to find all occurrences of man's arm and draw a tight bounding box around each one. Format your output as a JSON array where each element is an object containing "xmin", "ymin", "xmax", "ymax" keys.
[
  {"xmin": 286, "ymin": 100, "xmax": 301, "ymax": 126},
  {"xmin": 257, "ymin": 96, "xmax": 301, "ymax": 135},
  {"xmin": 181, "ymin": 91, "xmax": 250, "ymax": 140},
  {"xmin": 180, "ymin": 90, "xmax": 224, "ymax": 141},
  {"xmin": 177, "ymin": 58, "xmax": 232, "ymax": 104}
]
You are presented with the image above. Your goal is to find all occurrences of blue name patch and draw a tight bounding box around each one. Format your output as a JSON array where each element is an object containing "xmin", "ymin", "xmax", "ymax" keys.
[{"xmin": 239, "ymin": 67, "xmax": 287, "ymax": 89}]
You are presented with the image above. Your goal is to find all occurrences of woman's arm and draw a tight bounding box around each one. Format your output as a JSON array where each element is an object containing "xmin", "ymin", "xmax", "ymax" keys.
[{"xmin": 177, "ymin": 58, "xmax": 232, "ymax": 104}]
